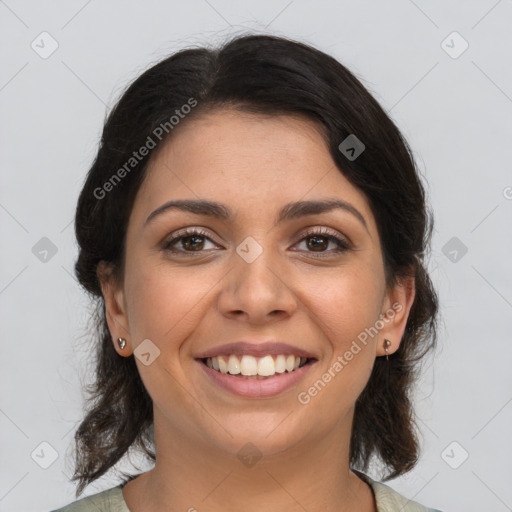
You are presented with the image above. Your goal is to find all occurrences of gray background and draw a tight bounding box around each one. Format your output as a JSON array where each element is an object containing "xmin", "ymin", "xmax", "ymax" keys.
[{"xmin": 1, "ymin": 1, "xmax": 511, "ymax": 511}]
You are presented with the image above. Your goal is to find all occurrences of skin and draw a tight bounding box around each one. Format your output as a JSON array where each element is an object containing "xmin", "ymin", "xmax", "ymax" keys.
[{"xmin": 98, "ymin": 109, "xmax": 415, "ymax": 512}]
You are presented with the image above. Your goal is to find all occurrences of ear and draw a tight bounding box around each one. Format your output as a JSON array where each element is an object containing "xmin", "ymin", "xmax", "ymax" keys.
[
  {"xmin": 375, "ymin": 271, "xmax": 416, "ymax": 358},
  {"xmin": 96, "ymin": 260, "xmax": 133, "ymax": 356}
]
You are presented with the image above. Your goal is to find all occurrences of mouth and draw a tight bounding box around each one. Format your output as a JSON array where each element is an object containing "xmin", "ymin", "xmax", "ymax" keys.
[
  {"xmin": 196, "ymin": 354, "xmax": 317, "ymax": 398},
  {"xmin": 194, "ymin": 341, "xmax": 318, "ymax": 397},
  {"xmin": 199, "ymin": 354, "xmax": 314, "ymax": 379}
]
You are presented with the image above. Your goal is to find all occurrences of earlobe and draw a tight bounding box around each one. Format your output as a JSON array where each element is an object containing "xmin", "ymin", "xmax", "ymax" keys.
[
  {"xmin": 116, "ymin": 337, "xmax": 132, "ymax": 356},
  {"xmin": 96, "ymin": 261, "xmax": 132, "ymax": 356},
  {"xmin": 377, "ymin": 273, "xmax": 416, "ymax": 357}
]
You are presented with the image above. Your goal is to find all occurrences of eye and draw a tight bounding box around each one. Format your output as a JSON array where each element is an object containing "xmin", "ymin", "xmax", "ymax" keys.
[
  {"xmin": 293, "ymin": 227, "xmax": 350, "ymax": 257},
  {"xmin": 162, "ymin": 226, "xmax": 351, "ymax": 258},
  {"xmin": 162, "ymin": 228, "xmax": 219, "ymax": 255}
]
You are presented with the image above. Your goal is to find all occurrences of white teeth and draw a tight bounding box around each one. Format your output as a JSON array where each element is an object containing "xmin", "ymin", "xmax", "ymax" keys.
[
  {"xmin": 240, "ymin": 355, "xmax": 258, "ymax": 376},
  {"xmin": 206, "ymin": 354, "xmax": 306, "ymax": 376},
  {"xmin": 258, "ymin": 355, "xmax": 275, "ymax": 376},
  {"xmin": 218, "ymin": 356, "xmax": 228, "ymax": 373},
  {"xmin": 275, "ymin": 354, "xmax": 286, "ymax": 373},
  {"xmin": 227, "ymin": 355, "xmax": 241, "ymax": 374},
  {"xmin": 285, "ymin": 355, "xmax": 296, "ymax": 372}
]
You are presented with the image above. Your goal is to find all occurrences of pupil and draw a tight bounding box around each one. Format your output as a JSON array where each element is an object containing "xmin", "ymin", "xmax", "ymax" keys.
[
  {"xmin": 308, "ymin": 236, "xmax": 327, "ymax": 251},
  {"xmin": 184, "ymin": 236, "xmax": 203, "ymax": 250}
]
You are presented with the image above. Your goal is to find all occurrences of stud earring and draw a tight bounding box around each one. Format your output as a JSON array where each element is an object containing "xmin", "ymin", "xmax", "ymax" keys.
[
  {"xmin": 384, "ymin": 339, "xmax": 391, "ymax": 361},
  {"xmin": 117, "ymin": 337, "xmax": 126, "ymax": 350}
]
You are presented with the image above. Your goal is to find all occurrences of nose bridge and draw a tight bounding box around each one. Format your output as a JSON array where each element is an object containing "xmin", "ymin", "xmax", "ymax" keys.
[
  {"xmin": 217, "ymin": 234, "xmax": 296, "ymax": 322},
  {"xmin": 237, "ymin": 237, "xmax": 279, "ymax": 288}
]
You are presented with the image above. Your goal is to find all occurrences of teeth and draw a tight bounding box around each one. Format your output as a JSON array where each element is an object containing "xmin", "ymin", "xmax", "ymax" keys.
[
  {"xmin": 275, "ymin": 354, "xmax": 286, "ymax": 373},
  {"xmin": 218, "ymin": 356, "xmax": 228, "ymax": 373},
  {"xmin": 227, "ymin": 355, "xmax": 241, "ymax": 374},
  {"xmin": 206, "ymin": 354, "xmax": 307, "ymax": 376},
  {"xmin": 258, "ymin": 355, "xmax": 275, "ymax": 376},
  {"xmin": 240, "ymin": 355, "xmax": 258, "ymax": 375}
]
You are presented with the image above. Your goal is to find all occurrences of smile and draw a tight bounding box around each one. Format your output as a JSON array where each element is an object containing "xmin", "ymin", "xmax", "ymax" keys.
[
  {"xmin": 202, "ymin": 354, "xmax": 310, "ymax": 378},
  {"xmin": 196, "ymin": 355, "xmax": 317, "ymax": 398}
]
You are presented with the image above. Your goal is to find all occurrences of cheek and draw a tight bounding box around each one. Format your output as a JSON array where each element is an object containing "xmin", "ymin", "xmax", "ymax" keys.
[
  {"xmin": 317, "ymin": 271, "xmax": 382, "ymax": 397},
  {"xmin": 124, "ymin": 258, "xmax": 218, "ymax": 344},
  {"xmin": 308, "ymin": 267, "xmax": 383, "ymax": 351}
]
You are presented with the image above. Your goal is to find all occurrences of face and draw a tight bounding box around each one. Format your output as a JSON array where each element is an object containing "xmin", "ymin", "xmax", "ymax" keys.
[{"xmin": 99, "ymin": 109, "xmax": 414, "ymax": 460}]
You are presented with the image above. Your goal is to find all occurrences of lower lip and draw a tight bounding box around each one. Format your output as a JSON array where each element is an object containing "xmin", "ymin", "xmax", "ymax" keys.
[{"xmin": 196, "ymin": 359, "xmax": 316, "ymax": 398}]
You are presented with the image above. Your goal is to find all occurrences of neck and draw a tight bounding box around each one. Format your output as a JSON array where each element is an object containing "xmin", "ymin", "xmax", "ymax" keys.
[{"xmin": 124, "ymin": 406, "xmax": 375, "ymax": 512}]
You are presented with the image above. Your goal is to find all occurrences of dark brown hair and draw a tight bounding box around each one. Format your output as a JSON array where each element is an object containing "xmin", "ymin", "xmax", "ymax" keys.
[{"xmin": 71, "ymin": 33, "xmax": 439, "ymax": 497}]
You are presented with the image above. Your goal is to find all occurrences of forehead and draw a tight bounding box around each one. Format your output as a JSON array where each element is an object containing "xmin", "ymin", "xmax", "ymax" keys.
[
  {"xmin": 131, "ymin": 109, "xmax": 375, "ymax": 230},
  {"xmin": 149, "ymin": 109, "xmax": 332, "ymax": 180}
]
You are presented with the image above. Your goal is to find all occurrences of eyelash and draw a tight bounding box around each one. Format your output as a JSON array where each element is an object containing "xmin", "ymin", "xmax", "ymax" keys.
[{"xmin": 162, "ymin": 227, "xmax": 350, "ymax": 258}]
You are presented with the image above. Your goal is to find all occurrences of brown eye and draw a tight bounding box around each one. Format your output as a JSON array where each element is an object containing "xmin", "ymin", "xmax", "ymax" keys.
[
  {"xmin": 180, "ymin": 235, "xmax": 206, "ymax": 251},
  {"xmin": 305, "ymin": 235, "xmax": 329, "ymax": 251},
  {"xmin": 163, "ymin": 228, "xmax": 218, "ymax": 255},
  {"xmin": 294, "ymin": 228, "xmax": 350, "ymax": 257}
]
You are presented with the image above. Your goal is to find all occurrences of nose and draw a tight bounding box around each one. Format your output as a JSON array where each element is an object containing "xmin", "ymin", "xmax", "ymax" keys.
[{"xmin": 216, "ymin": 244, "xmax": 298, "ymax": 324}]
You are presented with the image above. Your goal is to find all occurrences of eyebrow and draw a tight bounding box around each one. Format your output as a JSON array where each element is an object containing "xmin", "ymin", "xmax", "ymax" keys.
[{"xmin": 144, "ymin": 198, "xmax": 369, "ymax": 234}]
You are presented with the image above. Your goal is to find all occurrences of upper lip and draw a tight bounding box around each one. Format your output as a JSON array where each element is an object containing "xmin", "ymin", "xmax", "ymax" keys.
[{"xmin": 195, "ymin": 341, "xmax": 318, "ymax": 359}]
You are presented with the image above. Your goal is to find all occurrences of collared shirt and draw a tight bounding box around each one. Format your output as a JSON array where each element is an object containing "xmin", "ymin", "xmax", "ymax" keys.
[{"xmin": 50, "ymin": 472, "xmax": 443, "ymax": 512}]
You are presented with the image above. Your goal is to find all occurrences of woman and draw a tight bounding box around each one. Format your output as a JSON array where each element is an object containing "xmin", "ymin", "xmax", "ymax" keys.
[{"xmin": 51, "ymin": 33, "xmax": 443, "ymax": 512}]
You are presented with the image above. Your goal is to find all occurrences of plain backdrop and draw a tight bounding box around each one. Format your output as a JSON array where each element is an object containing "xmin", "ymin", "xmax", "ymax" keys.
[{"xmin": 1, "ymin": 1, "xmax": 511, "ymax": 511}]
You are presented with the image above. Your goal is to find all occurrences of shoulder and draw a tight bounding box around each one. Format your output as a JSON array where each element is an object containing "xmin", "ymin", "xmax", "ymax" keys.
[
  {"xmin": 354, "ymin": 470, "xmax": 444, "ymax": 512},
  {"xmin": 49, "ymin": 484, "xmax": 129, "ymax": 512},
  {"xmin": 50, "ymin": 474, "xmax": 444, "ymax": 512}
]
